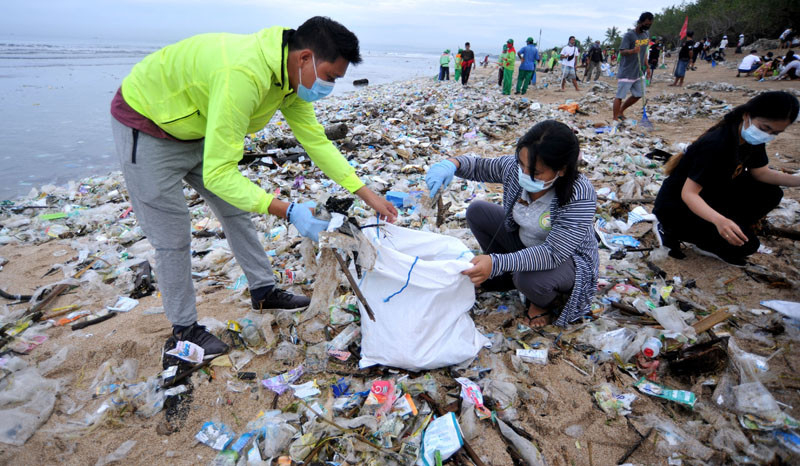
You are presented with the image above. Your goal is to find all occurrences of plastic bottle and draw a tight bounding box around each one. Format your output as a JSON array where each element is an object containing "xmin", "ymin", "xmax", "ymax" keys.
[
  {"xmin": 240, "ymin": 319, "xmax": 263, "ymax": 347},
  {"xmin": 642, "ymin": 337, "xmax": 662, "ymax": 358}
]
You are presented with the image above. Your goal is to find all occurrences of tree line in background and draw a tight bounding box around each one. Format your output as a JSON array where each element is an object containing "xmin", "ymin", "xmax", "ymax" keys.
[
  {"xmin": 649, "ymin": 0, "xmax": 799, "ymax": 49},
  {"xmin": 569, "ymin": 0, "xmax": 800, "ymax": 53},
  {"xmin": 542, "ymin": 0, "xmax": 798, "ymax": 54}
]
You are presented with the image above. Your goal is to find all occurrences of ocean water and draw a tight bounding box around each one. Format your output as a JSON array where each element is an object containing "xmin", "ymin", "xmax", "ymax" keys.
[{"xmin": 0, "ymin": 39, "xmax": 440, "ymax": 200}]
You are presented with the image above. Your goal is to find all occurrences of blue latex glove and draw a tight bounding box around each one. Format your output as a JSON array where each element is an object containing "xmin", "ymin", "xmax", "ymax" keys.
[
  {"xmin": 287, "ymin": 201, "xmax": 329, "ymax": 242},
  {"xmin": 425, "ymin": 160, "xmax": 457, "ymax": 197}
]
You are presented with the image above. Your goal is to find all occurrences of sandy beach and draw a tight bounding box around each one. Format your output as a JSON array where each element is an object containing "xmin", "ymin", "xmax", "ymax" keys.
[{"xmin": 2, "ymin": 53, "xmax": 800, "ymax": 465}]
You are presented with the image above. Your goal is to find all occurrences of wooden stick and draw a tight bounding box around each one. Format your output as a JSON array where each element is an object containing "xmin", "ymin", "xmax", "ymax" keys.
[
  {"xmin": 692, "ymin": 310, "xmax": 732, "ymax": 334},
  {"xmin": 29, "ymin": 257, "xmax": 101, "ymax": 316},
  {"xmin": 332, "ymin": 250, "xmax": 376, "ymax": 322},
  {"xmin": 760, "ymin": 224, "xmax": 800, "ymax": 241},
  {"xmin": 29, "ymin": 283, "xmax": 72, "ymax": 315},
  {"xmin": 161, "ymin": 358, "xmax": 213, "ymax": 389},
  {"xmin": 616, "ymin": 427, "xmax": 653, "ymax": 464},
  {"xmin": 598, "ymin": 196, "xmax": 655, "ymax": 205},
  {"xmin": 611, "ymin": 301, "xmax": 643, "ymax": 316},
  {"xmin": 436, "ymin": 195, "xmax": 451, "ymax": 228}
]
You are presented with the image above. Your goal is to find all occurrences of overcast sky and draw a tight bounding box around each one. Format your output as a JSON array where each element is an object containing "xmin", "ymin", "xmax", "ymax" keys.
[{"xmin": 2, "ymin": 0, "xmax": 682, "ymax": 52}]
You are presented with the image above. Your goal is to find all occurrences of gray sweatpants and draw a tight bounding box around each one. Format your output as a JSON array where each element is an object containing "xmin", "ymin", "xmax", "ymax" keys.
[
  {"xmin": 111, "ymin": 118, "xmax": 275, "ymax": 327},
  {"xmin": 466, "ymin": 200, "xmax": 575, "ymax": 309},
  {"xmin": 585, "ymin": 60, "xmax": 601, "ymax": 81}
]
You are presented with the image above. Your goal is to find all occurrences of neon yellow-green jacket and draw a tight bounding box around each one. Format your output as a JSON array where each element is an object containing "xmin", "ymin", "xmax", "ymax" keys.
[
  {"xmin": 504, "ymin": 51, "xmax": 516, "ymax": 70},
  {"xmin": 120, "ymin": 26, "xmax": 363, "ymax": 215}
]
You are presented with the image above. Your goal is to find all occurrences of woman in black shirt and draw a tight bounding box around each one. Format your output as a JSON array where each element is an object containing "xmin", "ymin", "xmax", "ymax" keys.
[{"xmin": 654, "ymin": 91, "xmax": 800, "ymax": 266}]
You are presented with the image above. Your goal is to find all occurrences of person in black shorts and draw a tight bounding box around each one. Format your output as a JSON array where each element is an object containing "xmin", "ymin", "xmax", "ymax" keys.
[
  {"xmin": 691, "ymin": 39, "xmax": 701, "ymax": 70},
  {"xmin": 646, "ymin": 37, "xmax": 660, "ymax": 81}
]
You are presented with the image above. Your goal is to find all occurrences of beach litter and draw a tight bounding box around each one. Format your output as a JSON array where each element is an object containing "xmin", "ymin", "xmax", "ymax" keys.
[{"xmin": 1, "ymin": 68, "xmax": 799, "ymax": 464}]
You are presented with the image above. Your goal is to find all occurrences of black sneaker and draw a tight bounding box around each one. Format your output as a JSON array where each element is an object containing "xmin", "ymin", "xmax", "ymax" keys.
[
  {"xmin": 691, "ymin": 245, "xmax": 748, "ymax": 267},
  {"xmin": 172, "ymin": 323, "xmax": 229, "ymax": 360},
  {"xmin": 654, "ymin": 222, "xmax": 686, "ymax": 259},
  {"xmin": 251, "ymin": 286, "xmax": 310, "ymax": 312}
]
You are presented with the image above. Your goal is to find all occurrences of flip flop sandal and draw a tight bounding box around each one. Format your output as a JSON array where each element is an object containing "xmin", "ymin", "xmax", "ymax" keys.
[{"xmin": 524, "ymin": 308, "xmax": 556, "ymax": 327}]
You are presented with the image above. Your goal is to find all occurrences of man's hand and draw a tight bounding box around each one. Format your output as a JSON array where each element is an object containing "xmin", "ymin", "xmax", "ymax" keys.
[
  {"xmin": 462, "ymin": 255, "xmax": 492, "ymax": 285},
  {"xmin": 369, "ymin": 197, "xmax": 399, "ymax": 223},
  {"xmin": 355, "ymin": 186, "xmax": 398, "ymax": 223},
  {"xmin": 287, "ymin": 201, "xmax": 329, "ymax": 242}
]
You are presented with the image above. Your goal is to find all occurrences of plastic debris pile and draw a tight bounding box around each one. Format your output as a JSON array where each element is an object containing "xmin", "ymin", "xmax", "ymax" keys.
[{"xmin": 2, "ymin": 74, "xmax": 800, "ymax": 464}]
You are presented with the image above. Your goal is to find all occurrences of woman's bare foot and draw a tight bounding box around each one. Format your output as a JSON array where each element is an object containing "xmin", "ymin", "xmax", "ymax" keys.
[{"xmin": 524, "ymin": 302, "xmax": 554, "ymax": 328}]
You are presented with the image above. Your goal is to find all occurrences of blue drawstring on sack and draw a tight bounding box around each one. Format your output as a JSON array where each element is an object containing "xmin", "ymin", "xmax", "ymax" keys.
[{"xmin": 383, "ymin": 256, "xmax": 419, "ymax": 302}]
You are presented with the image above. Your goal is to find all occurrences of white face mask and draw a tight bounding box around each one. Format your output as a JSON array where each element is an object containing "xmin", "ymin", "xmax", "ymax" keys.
[
  {"xmin": 517, "ymin": 167, "xmax": 558, "ymax": 193},
  {"xmin": 297, "ymin": 54, "xmax": 335, "ymax": 102},
  {"xmin": 741, "ymin": 116, "xmax": 776, "ymax": 145}
]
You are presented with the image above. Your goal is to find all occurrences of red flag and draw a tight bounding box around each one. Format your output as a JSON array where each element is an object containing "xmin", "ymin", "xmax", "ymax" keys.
[{"xmin": 679, "ymin": 16, "xmax": 689, "ymax": 39}]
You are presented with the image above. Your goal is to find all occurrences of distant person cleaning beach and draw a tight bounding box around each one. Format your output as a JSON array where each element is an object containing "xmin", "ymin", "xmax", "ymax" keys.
[
  {"xmin": 584, "ymin": 40, "xmax": 603, "ymax": 82},
  {"xmin": 460, "ymin": 42, "xmax": 475, "ymax": 85},
  {"xmin": 439, "ymin": 49, "xmax": 451, "ymax": 81},
  {"xmin": 502, "ymin": 39, "xmax": 516, "ymax": 95},
  {"xmin": 109, "ymin": 16, "xmax": 398, "ymax": 359},
  {"xmin": 559, "ymin": 36, "xmax": 580, "ymax": 92},
  {"xmin": 780, "ymin": 28, "xmax": 794, "ymax": 50},
  {"xmin": 691, "ymin": 37, "xmax": 701, "ymax": 70},
  {"xmin": 646, "ymin": 37, "xmax": 661, "ymax": 82},
  {"xmin": 671, "ymin": 30, "xmax": 694, "ymax": 87},
  {"xmin": 516, "ymin": 37, "xmax": 539, "ymax": 94},
  {"xmin": 612, "ymin": 12, "xmax": 653, "ymax": 121},
  {"xmin": 775, "ymin": 51, "xmax": 799, "ymax": 80},
  {"xmin": 455, "ymin": 49, "xmax": 463, "ymax": 81},
  {"xmin": 718, "ymin": 35, "xmax": 729, "ymax": 60},
  {"xmin": 498, "ymin": 43, "xmax": 508, "ymax": 87},
  {"xmin": 736, "ymin": 50, "xmax": 761, "ymax": 77}
]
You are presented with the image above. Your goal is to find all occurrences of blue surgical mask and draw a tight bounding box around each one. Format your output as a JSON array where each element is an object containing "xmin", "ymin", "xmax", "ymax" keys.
[
  {"xmin": 518, "ymin": 167, "xmax": 557, "ymax": 193},
  {"xmin": 297, "ymin": 54, "xmax": 335, "ymax": 102},
  {"xmin": 741, "ymin": 116, "xmax": 775, "ymax": 145}
]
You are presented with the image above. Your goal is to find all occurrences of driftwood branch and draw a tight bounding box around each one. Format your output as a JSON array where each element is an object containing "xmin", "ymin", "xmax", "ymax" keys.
[
  {"xmin": 759, "ymin": 223, "xmax": 800, "ymax": 241},
  {"xmin": 597, "ymin": 196, "xmax": 655, "ymax": 205},
  {"xmin": 332, "ymin": 250, "xmax": 376, "ymax": 322}
]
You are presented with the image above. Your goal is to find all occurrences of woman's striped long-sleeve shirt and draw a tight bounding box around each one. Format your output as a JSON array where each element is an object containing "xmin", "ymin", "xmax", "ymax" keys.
[{"xmin": 454, "ymin": 154, "xmax": 599, "ymax": 326}]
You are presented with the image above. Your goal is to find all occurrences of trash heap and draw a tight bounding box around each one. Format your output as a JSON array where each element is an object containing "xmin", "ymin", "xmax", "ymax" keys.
[
  {"xmin": 647, "ymin": 91, "xmax": 732, "ymax": 122},
  {"xmin": 2, "ymin": 74, "xmax": 800, "ymax": 464},
  {"xmin": 686, "ymin": 81, "xmax": 749, "ymax": 93}
]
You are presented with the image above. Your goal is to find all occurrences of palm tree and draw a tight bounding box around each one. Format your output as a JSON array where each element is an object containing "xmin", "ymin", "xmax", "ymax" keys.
[
  {"xmin": 583, "ymin": 36, "xmax": 594, "ymax": 50},
  {"xmin": 605, "ymin": 26, "xmax": 620, "ymax": 46}
]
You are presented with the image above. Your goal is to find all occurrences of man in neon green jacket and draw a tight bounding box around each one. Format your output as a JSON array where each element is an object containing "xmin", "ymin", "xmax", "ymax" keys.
[{"xmin": 110, "ymin": 17, "xmax": 397, "ymax": 358}]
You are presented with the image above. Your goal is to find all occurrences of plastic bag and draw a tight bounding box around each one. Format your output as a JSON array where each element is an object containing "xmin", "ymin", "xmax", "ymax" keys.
[
  {"xmin": 0, "ymin": 390, "xmax": 57, "ymax": 446},
  {"xmin": 651, "ymin": 305, "xmax": 697, "ymax": 340},
  {"xmin": 636, "ymin": 413, "xmax": 714, "ymax": 461},
  {"xmin": 417, "ymin": 412, "xmax": 463, "ymax": 466},
  {"xmin": 358, "ymin": 223, "xmax": 489, "ymax": 371},
  {"xmin": 95, "ymin": 440, "xmax": 136, "ymax": 466},
  {"xmin": 497, "ymin": 418, "xmax": 546, "ymax": 466}
]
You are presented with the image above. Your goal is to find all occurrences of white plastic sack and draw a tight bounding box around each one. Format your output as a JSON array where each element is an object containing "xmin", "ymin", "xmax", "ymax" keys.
[{"xmin": 358, "ymin": 223, "xmax": 489, "ymax": 371}]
